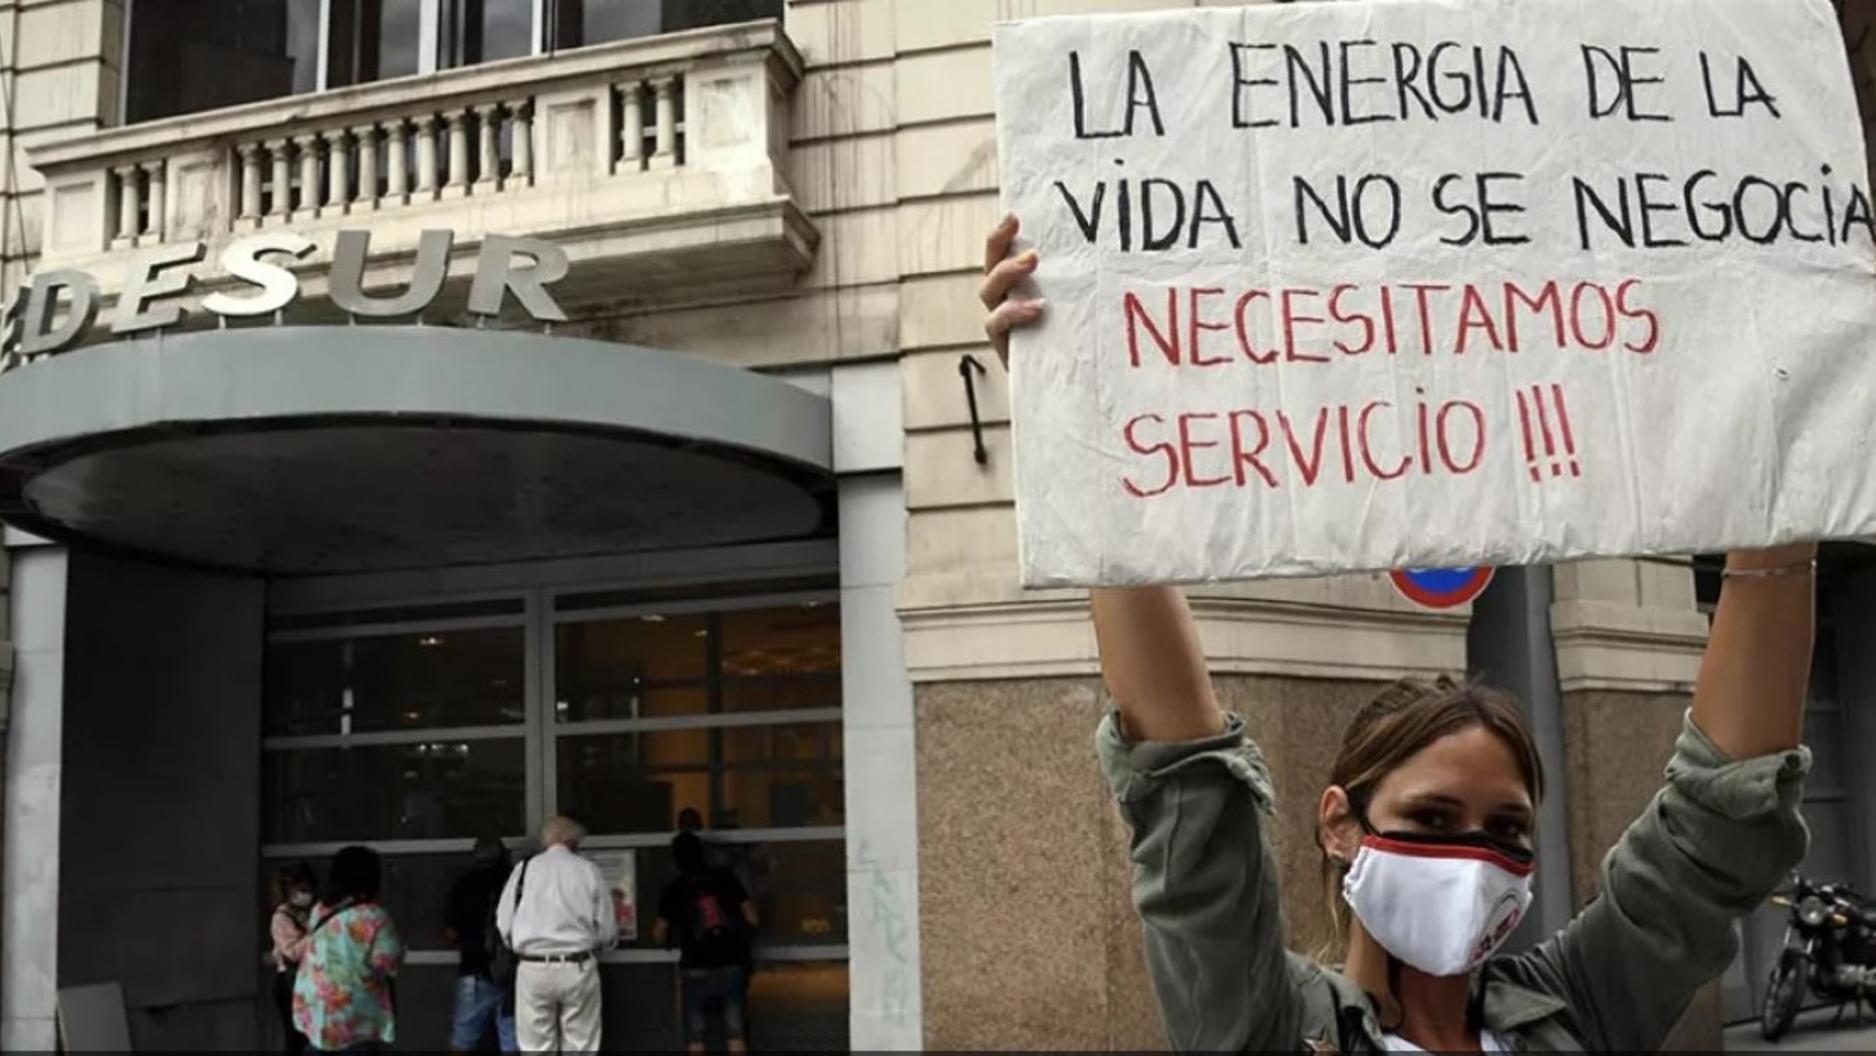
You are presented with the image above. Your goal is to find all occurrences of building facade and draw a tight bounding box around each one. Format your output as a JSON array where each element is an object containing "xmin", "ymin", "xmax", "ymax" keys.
[{"xmin": 0, "ymin": 0, "xmax": 1869, "ymax": 1050}]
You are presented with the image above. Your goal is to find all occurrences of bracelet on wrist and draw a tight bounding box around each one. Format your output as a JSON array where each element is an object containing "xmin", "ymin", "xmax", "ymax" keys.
[{"xmin": 1721, "ymin": 559, "xmax": 1816, "ymax": 580}]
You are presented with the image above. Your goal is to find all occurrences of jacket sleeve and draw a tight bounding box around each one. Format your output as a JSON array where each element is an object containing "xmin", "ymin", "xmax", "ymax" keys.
[
  {"xmin": 1098, "ymin": 708, "xmax": 1305, "ymax": 1053},
  {"xmin": 1501, "ymin": 712, "xmax": 1810, "ymax": 1051}
]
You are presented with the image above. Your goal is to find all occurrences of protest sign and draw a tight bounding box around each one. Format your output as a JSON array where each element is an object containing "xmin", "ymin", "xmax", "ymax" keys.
[{"xmin": 993, "ymin": 0, "xmax": 1876, "ymax": 587}]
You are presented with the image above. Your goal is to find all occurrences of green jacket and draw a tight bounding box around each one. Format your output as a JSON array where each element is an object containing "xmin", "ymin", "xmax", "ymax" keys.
[{"xmin": 1098, "ymin": 709, "xmax": 1810, "ymax": 1052}]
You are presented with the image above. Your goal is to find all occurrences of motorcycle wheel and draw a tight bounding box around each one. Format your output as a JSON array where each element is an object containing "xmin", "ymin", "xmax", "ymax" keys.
[{"xmin": 1760, "ymin": 954, "xmax": 1807, "ymax": 1041}]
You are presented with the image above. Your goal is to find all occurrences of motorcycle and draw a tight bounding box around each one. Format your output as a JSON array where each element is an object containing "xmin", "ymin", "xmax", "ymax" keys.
[{"xmin": 1760, "ymin": 874, "xmax": 1876, "ymax": 1041}]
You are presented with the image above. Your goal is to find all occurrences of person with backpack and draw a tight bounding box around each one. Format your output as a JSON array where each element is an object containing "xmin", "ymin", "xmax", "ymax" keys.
[
  {"xmin": 444, "ymin": 836, "xmax": 518, "ymax": 1053},
  {"xmin": 655, "ymin": 832, "xmax": 758, "ymax": 1054},
  {"xmin": 497, "ymin": 815, "xmax": 616, "ymax": 1052}
]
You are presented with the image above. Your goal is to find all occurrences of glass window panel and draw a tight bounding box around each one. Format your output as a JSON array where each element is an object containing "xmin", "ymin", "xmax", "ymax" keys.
[
  {"xmin": 263, "ymin": 851, "xmax": 484, "ymax": 951},
  {"xmin": 720, "ymin": 603, "xmax": 840, "ymax": 678},
  {"xmin": 440, "ymin": 0, "xmax": 534, "ymax": 69},
  {"xmin": 547, "ymin": 0, "xmax": 781, "ymax": 49},
  {"xmin": 557, "ymin": 602, "xmax": 838, "ymax": 721},
  {"xmin": 328, "ymin": 0, "xmax": 424, "ymax": 88},
  {"xmin": 660, "ymin": 0, "xmax": 783, "ymax": 33},
  {"xmin": 629, "ymin": 839, "xmax": 845, "ymax": 949},
  {"xmin": 557, "ymin": 724, "xmax": 842, "ymax": 833},
  {"xmin": 549, "ymin": 0, "xmax": 660, "ymax": 48},
  {"xmin": 264, "ymin": 739, "xmax": 525, "ymax": 843},
  {"xmin": 265, "ymin": 626, "xmax": 525, "ymax": 736},
  {"xmin": 555, "ymin": 614, "xmax": 708, "ymax": 722},
  {"xmin": 720, "ymin": 676, "xmax": 841, "ymax": 714},
  {"xmin": 126, "ymin": 0, "xmax": 321, "ymax": 123}
]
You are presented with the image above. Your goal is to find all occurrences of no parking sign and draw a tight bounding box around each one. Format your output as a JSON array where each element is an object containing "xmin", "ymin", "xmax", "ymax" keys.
[{"xmin": 1389, "ymin": 567, "xmax": 1495, "ymax": 611}]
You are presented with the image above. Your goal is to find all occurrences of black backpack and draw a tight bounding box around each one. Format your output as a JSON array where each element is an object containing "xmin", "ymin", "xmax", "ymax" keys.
[
  {"xmin": 681, "ymin": 873, "xmax": 749, "ymax": 963},
  {"xmin": 489, "ymin": 858, "xmax": 529, "ymax": 1010}
]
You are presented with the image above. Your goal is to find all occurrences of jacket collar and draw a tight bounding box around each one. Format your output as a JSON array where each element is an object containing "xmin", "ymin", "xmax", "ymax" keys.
[{"xmin": 1477, "ymin": 970, "xmax": 1570, "ymax": 1032}]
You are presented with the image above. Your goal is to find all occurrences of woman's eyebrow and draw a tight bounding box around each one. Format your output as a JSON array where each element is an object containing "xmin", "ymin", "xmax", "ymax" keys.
[{"xmin": 1397, "ymin": 792, "xmax": 1465, "ymax": 810}]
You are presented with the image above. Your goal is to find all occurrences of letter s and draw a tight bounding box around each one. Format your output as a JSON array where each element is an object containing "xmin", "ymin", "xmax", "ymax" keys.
[
  {"xmin": 1121, "ymin": 414, "xmax": 1178, "ymax": 498},
  {"xmin": 1616, "ymin": 278, "xmax": 1658, "ymax": 354},
  {"xmin": 203, "ymin": 232, "xmax": 316, "ymax": 318}
]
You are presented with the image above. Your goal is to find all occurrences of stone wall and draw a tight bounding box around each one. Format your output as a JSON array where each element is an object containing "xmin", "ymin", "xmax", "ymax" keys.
[
  {"xmin": 914, "ymin": 673, "xmax": 1387, "ymax": 1050},
  {"xmin": 0, "ymin": 0, "xmax": 124, "ymax": 290}
]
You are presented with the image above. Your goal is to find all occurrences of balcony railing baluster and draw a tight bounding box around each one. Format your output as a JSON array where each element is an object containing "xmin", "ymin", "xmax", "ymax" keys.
[
  {"xmin": 294, "ymin": 134, "xmax": 321, "ymax": 218},
  {"xmin": 652, "ymin": 77, "xmax": 677, "ymax": 170},
  {"xmin": 385, "ymin": 120, "xmax": 409, "ymax": 206},
  {"xmin": 620, "ymin": 81, "xmax": 645, "ymax": 173},
  {"xmin": 238, "ymin": 143, "xmax": 263, "ymax": 229},
  {"xmin": 142, "ymin": 161, "xmax": 165, "ymax": 240},
  {"xmin": 268, "ymin": 140, "xmax": 293, "ymax": 221},
  {"xmin": 354, "ymin": 124, "xmax": 379, "ymax": 212},
  {"xmin": 113, "ymin": 165, "xmax": 140, "ymax": 246},
  {"xmin": 476, "ymin": 104, "xmax": 502, "ymax": 192},
  {"xmin": 325, "ymin": 130, "xmax": 351, "ymax": 212},
  {"xmin": 512, "ymin": 100, "xmax": 534, "ymax": 187},
  {"xmin": 415, "ymin": 114, "xmax": 441, "ymax": 200},
  {"xmin": 445, "ymin": 110, "xmax": 471, "ymax": 198}
]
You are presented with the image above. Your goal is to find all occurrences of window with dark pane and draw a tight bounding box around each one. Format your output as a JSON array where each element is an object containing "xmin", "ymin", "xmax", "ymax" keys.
[
  {"xmin": 545, "ymin": 0, "xmax": 782, "ymax": 50},
  {"xmin": 327, "ymin": 0, "xmax": 424, "ymax": 88},
  {"xmin": 439, "ymin": 0, "xmax": 534, "ymax": 69},
  {"xmin": 126, "ymin": 0, "xmax": 321, "ymax": 123},
  {"xmin": 262, "ymin": 738, "xmax": 526, "ymax": 843},
  {"xmin": 556, "ymin": 600, "xmax": 842, "ymax": 833},
  {"xmin": 265, "ymin": 626, "xmax": 525, "ymax": 736}
]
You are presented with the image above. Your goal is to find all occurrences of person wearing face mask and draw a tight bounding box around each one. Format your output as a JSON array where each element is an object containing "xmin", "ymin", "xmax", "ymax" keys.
[
  {"xmin": 982, "ymin": 216, "xmax": 1816, "ymax": 1053},
  {"xmin": 269, "ymin": 862, "xmax": 319, "ymax": 1055}
]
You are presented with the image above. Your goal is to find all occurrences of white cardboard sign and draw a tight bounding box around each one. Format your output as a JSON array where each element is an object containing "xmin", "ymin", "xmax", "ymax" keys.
[{"xmin": 993, "ymin": 0, "xmax": 1876, "ymax": 586}]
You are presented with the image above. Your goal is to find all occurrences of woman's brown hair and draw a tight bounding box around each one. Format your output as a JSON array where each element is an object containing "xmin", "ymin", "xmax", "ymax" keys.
[
  {"xmin": 271, "ymin": 861, "xmax": 317, "ymax": 908},
  {"xmin": 1316, "ymin": 675, "xmax": 1544, "ymax": 958}
]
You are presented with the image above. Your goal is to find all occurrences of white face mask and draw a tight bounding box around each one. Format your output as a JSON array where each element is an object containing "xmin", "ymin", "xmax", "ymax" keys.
[
  {"xmin": 290, "ymin": 891, "xmax": 314, "ymax": 909},
  {"xmin": 1342, "ymin": 831, "xmax": 1534, "ymax": 977}
]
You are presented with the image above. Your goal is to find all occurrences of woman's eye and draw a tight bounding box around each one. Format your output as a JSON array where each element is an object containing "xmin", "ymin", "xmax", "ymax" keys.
[
  {"xmin": 1409, "ymin": 810, "xmax": 1450, "ymax": 831},
  {"xmin": 1488, "ymin": 818, "xmax": 1531, "ymax": 843}
]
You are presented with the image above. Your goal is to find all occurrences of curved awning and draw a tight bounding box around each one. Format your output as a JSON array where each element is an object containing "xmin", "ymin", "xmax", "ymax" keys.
[{"xmin": 0, "ymin": 327, "xmax": 833, "ymax": 574}]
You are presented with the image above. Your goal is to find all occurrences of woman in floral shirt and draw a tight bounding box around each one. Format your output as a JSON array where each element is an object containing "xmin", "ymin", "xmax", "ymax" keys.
[{"xmin": 292, "ymin": 846, "xmax": 405, "ymax": 1052}]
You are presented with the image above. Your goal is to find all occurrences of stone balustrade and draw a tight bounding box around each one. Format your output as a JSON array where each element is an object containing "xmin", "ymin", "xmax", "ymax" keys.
[{"xmin": 29, "ymin": 21, "xmax": 813, "ymax": 309}]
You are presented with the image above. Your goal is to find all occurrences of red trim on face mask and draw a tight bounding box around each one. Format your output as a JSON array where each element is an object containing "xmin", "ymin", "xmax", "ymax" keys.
[{"xmin": 1362, "ymin": 834, "xmax": 1536, "ymax": 877}]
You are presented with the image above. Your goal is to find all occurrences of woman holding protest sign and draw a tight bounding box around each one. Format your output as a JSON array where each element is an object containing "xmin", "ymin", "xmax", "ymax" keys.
[{"xmin": 982, "ymin": 213, "xmax": 1815, "ymax": 1054}]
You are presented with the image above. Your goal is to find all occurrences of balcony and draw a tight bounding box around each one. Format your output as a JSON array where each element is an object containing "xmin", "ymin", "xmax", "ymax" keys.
[{"xmin": 28, "ymin": 19, "xmax": 814, "ymax": 314}]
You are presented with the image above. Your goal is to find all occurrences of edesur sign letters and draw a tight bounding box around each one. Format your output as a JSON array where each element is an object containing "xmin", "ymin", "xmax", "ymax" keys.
[{"xmin": 2, "ymin": 229, "xmax": 571, "ymax": 366}]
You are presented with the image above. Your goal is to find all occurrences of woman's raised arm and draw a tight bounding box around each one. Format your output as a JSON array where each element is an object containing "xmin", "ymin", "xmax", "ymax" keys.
[
  {"xmin": 981, "ymin": 215, "xmax": 1223, "ymax": 741},
  {"xmin": 1692, "ymin": 544, "xmax": 1817, "ymax": 757}
]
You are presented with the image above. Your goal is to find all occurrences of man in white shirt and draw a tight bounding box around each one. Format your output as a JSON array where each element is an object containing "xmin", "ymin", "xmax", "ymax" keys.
[{"xmin": 496, "ymin": 815, "xmax": 617, "ymax": 1052}]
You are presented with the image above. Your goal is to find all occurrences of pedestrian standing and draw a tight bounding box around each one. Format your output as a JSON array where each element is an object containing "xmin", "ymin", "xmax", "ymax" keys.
[
  {"xmin": 446, "ymin": 835, "xmax": 519, "ymax": 1053},
  {"xmin": 656, "ymin": 832, "xmax": 758, "ymax": 1054},
  {"xmin": 268, "ymin": 862, "xmax": 318, "ymax": 1055},
  {"xmin": 292, "ymin": 846, "xmax": 405, "ymax": 1053},
  {"xmin": 496, "ymin": 816, "xmax": 616, "ymax": 1052}
]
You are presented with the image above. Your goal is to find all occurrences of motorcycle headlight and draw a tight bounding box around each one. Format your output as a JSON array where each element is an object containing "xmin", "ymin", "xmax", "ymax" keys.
[{"xmin": 1800, "ymin": 896, "xmax": 1829, "ymax": 927}]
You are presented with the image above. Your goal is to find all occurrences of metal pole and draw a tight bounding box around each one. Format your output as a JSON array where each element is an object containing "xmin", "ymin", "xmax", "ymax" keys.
[{"xmin": 1468, "ymin": 565, "xmax": 1574, "ymax": 947}]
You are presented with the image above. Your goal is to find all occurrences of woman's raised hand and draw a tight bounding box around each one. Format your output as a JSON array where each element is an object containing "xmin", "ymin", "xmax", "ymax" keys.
[{"xmin": 980, "ymin": 213, "xmax": 1045, "ymax": 367}]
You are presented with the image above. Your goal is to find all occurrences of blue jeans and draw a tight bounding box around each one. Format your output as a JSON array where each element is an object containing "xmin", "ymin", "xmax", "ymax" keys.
[
  {"xmin": 450, "ymin": 974, "xmax": 518, "ymax": 1052},
  {"xmin": 681, "ymin": 964, "xmax": 747, "ymax": 1045}
]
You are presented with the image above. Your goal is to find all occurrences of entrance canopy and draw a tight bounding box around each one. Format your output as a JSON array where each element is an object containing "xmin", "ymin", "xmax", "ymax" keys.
[{"xmin": 0, "ymin": 327, "xmax": 833, "ymax": 573}]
